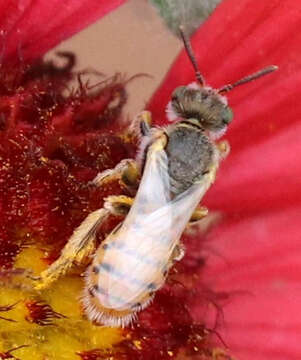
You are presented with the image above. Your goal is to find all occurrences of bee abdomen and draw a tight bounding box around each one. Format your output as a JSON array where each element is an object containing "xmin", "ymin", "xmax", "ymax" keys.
[
  {"xmin": 83, "ymin": 237, "xmax": 172, "ymax": 327},
  {"xmin": 83, "ymin": 261, "xmax": 156, "ymax": 327}
]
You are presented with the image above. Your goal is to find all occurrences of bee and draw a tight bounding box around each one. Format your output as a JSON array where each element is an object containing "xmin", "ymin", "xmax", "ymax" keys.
[{"xmin": 35, "ymin": 27, "xmax": 277, "ymax": 327}]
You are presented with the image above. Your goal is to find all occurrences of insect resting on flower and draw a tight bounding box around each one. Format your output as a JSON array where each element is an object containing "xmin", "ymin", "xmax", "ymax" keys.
[{"xmin": 34, "ymin": 27, "xmax": 277, "ymax": 327}]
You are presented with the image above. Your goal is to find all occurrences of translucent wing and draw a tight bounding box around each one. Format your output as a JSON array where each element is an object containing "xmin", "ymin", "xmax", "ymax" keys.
[
  {"xmin": 97, "ymin": 139, "xmax": 219, "ymax": 310},
  {"xmin": 124, "ymin": 137, "xmax": 171, "ymax": 218}
]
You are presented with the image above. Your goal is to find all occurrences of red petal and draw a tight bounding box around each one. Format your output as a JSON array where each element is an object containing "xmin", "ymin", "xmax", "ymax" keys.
[
  {"xmin": 0, "ymin": 0, "xmax": 127, "ymax": 62},
  {"xmin": 148, "ymin": 0, "xmax": 301, "ymax": 134},
  {"xmin": 200, "ymin": 207, "xmax": 301, "ymax": 360},
  {"xmin": 148, "ymin": 0, "xmax": 301, "ymax": 357},
  {"xmin": 205, "ymin": 121, "xmax": 301, "ymax": 215}
]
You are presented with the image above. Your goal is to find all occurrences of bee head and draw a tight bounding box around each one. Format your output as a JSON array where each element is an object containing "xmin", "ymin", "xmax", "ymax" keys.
[
  {"xmin": 169, "ymin": 84, "xmax": 233, "ymax": 133},
  {"xmin": 170, "ymin": 27, "xmax": 278, "ymax": 136}
]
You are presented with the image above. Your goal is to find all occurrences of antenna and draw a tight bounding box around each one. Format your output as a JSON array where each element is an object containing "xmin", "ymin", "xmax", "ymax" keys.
[
  {"xmin": 218, "ymin": 65, "xmax": 278, "ymax": 93},
  {"xmin": 179, "ymin": 26, "xmax": 205, "ymax": 86}
]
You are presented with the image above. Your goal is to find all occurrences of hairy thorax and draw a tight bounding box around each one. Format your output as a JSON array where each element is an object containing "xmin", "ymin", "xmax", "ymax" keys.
[{"xmin": 165, "ymin": 124, "xmax": 214, "ymax": 194}]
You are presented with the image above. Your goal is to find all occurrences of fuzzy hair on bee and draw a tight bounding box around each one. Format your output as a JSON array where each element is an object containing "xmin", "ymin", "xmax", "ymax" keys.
[{"xmin": 34, "ymin": 27, "xmax": 278, "ymax": 328}]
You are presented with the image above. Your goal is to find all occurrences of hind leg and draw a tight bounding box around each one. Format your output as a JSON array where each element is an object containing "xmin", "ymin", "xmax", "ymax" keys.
[
  {"xmin": 35, "ymin": 208, "xmax": 109, "ymax": 289},
  {"xmin": 189, "ymin": 206, "xmax": 208, "ymax": 223},
  {"xmin": 35, "ymin": 194, "xmax": 135, "ymax": 290},
  {"xmin": 36, "ymin": 128, "xmax": 146, "ymax": 290}
]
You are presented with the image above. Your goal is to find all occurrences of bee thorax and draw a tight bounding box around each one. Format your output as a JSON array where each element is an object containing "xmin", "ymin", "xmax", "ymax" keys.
[{"xmin": 166, "ymin": 125, "xmax": 214, "ymax": 194}]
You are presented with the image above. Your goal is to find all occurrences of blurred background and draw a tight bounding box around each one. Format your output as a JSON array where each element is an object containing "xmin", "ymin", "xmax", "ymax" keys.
[{"xmin": 48, "ymin": 0, "xmax": 181, "ymax": 117}]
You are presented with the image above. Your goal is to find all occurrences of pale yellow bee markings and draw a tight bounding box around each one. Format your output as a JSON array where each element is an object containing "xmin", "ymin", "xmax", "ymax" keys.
[
  {"xmin": 93, "ymin": 251, "xmax": 165, "ymax": 293},
  {"xmin": 84, "ymin": 253, "xmax": 157, "ymax": 327},
  {"xmin": 100, "ymin": 240, "xmax": 163, "ymax": 268},
  {"xmin": 83, "ymin": 217, "xmax": 175, "ymax": 327},
  {"xmin": 89, "ymin": 283, "xmax": 128, "ymax": 308}
]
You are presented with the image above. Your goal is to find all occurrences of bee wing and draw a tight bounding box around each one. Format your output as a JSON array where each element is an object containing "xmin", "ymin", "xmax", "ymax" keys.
[
  {"xmin": 123, "ymin": 138, "xmax": 171, "ymax": 224},
  {"xmin": 99, "ymin": 143, "xmax": 219, "ymax": 309},
  {"xmin": 132, "ymin": 166, "xmax": 218, "ymax": 258},
  {"xmin": 122, "ymin": 140, "xmax": 219, "ymax": 255}
]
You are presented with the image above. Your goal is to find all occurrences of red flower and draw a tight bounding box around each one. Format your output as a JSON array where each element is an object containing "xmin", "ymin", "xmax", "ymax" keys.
[
  {"xmin": 148, "ymin": 0, "xmax": 301, "ymax": 359},
  {"xmin": 0, "ymin": 0, "xmax": 300, "ymax": 359},
  {"xmin": 0, "ymin": 0, "xmax": 127, "ymax": 63}
]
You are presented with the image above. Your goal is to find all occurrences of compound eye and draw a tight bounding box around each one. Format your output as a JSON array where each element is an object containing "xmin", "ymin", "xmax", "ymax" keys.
[
  {"xmin": 171, "ymin": 86, "xmax": 186, "ymax": 101},
  {"xmin": 222, "ymin": 107, "xmax": 233, "ymax": 125}
]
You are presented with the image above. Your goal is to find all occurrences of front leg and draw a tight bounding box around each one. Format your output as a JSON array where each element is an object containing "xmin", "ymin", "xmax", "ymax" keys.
[
  {"xmin": 93, "ymin": 111, "xmax": 156, "ymax": 193},
  {"xmin": 92, "ymin": 159, "xmax": 140, "ymax": 193},
  {"xmin": 129, "ymin": 110, "xmax": 153, "ymax": 138}
]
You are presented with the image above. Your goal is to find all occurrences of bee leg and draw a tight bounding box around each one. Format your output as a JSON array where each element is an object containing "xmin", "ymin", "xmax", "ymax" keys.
[
  {"xmin": 171, "ymin": 243, "xmax": 186, "ymax": 262},
  {"xmin": 35, "ymin": 162, "xmax": 139, "ymax": 289},
  {"xmin": 137, "ymin": 110, "xmax": 152, "ymax": 136},
  {"xmin": 120, "ymin": 161, "xmax": 140, "ymax": 192},
  {"xmin": 216, "ymin": 140, "xmax": 230, "ymax": 160},
  {"xmin": 35, "ymin": 196, "xmax": 135, "ymax": 290},
  {"xmin": 35, "ymin": 208, "xmax": 109, "ymax": 290},
  {"xmin": 130, "ymin": 110, "xmax": 153, "ymax": 138},
  {"xmin": 189, "ymin": 206, "xmax": 208, "ymax": 223},
  {"xmin": 104, "ymin": 195, "xmax": 134, "ymax": 216},
  {"xmin": 92, "ymin": 159, "xmax": 140, "ymax": 193},
  {"xmin": 185, "ymin": 211, "xmax": 222, "ymax": 236}
]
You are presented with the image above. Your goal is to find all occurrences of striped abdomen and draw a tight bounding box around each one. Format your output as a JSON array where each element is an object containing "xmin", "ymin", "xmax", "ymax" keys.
[{"xmin": 83, "ymin": 223, "xmax": 174, "ymax": 327}]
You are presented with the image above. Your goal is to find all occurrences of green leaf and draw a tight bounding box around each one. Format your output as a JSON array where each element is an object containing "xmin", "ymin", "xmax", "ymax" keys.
[{"xmin": 149, "ymin": 0, "xmax": 221, "ymax": 37}]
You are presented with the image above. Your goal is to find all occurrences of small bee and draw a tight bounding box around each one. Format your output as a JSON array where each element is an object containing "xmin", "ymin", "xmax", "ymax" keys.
[{"xmin": 35, "ymin": 28, "xmax": 277, "ymax": 327}]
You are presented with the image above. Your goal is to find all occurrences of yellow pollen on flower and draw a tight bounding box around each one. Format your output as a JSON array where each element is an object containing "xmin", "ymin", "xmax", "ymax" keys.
[
  {"xmin": 0, "ymin": 245, "xmax": 124, "ymax": 360},
  {"xmin": 133, "ymin": 340, "xmax": 142, "ymax": 350},
  {"xmin": 40, "ymin": 156, "xmax": 49, "ymax": 163},
  {"xmin": 212, "ymin": 348, "xmax": 235, "ymax": 360}
]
